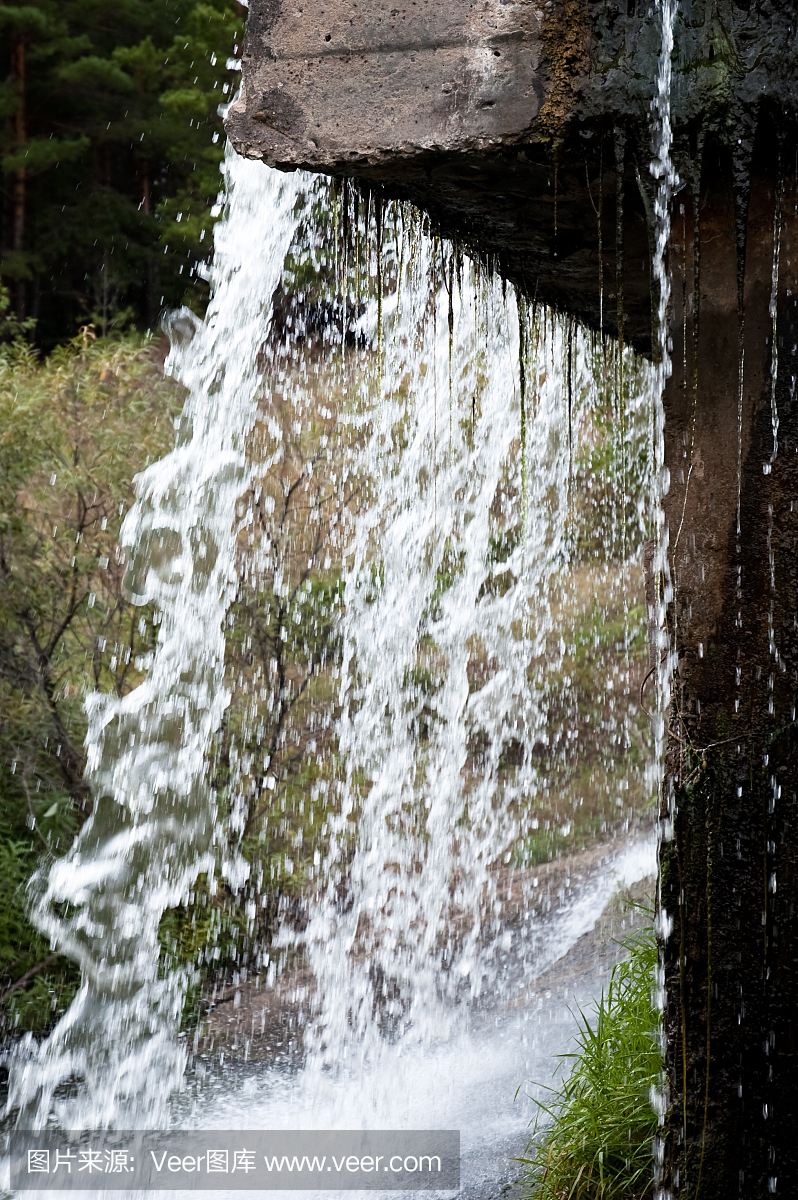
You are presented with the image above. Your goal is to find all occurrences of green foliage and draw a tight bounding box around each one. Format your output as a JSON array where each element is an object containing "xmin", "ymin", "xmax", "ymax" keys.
[
  {"xmin": 0, "ymin": 0, "xmax": 244, "ymax": 346},
  {"xmin": 157, "ymin": 872, "xmax": 250, "ymax": 1027},
  {"xmin": 567, "ymin": 600, "xmax": 647, "ymax": 695},
  {"xmin": 218, "ymin": 400, "xmax": 352, "ymax": 898},
  {"xmin": 520, "ymin": 925, "xmax": 661, "ymax": 1200},
  {"xmin": 0, "ymin": 332, "xmax": 182, "ymax": 1032},
  {"xmin": 151, "ymin": 383, "xmax": 355, "ymax": 1007},
  {"xmin": 0, "ymin": 332, "xmax": 355, "ymax": 1033},
  {"xmin": 0, "ymin": 280, "xmax": 34, "ymax": 341}
]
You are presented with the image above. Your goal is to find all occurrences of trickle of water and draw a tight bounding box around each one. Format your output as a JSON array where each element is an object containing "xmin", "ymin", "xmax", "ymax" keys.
[
  {"xmin": 650, "ymin": 0, "xmax": 677, "ymax": 1190},
  {"xmin": 768, "ymin": 172, "xmax": 783, "ymax": 469},
  {"xmin": 650, "ymin": 0, "xmax": 677, "ymax": 757},
  {"xmin": 7, "ymin": 150, "xmax": 308, "ymax": 1130}
]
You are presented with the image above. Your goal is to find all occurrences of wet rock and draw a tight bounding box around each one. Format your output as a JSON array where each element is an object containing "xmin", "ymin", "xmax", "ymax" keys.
[{"xmin": 197, "ymin": 834, "xmax": 653, "ymax": 1063}]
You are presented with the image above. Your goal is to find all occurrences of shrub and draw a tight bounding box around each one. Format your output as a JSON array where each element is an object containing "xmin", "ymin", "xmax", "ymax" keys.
[{"xmin": 0, "ymin": 333, "xmax": 181, "ymax": 1034}]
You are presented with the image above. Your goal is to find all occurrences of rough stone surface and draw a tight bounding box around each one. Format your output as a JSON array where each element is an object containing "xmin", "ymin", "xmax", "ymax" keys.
[
  {"xmin": 657, "ymin": 131, "xmax": 798, "ymax": 1197},
  {"xmin": 234, "ymin": 0, "xmax": 548, "ymax": 164},
  {"xmin": 225, "ymin": 0, "xmax": 648, "ymax": 346},
  {"xmin": 227, "ymin": 1, "xmax": 798, "ymax": 353}
]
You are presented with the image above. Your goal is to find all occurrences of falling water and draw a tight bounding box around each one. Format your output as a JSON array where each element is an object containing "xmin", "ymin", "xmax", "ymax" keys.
[
  {"xmin": 769, "ymin": 173, "xmax": 783, "ymax": 468},
  {"xmin": 6, "ymin": 158, "xmax": 660, "ymax": 1164},
  {"xmin": 223, "ymin": 196, "xmax": 660, "ymax": 1116},
  {"xmin": 7, "ymin": 151, "xmax": 308, "ymax": 1130},
  {"xmin": 650, "ymin": 0, "xmax": 677, "ymax": 736},
  {"xmin": 649, "ymin": 0, "xmax": 678, "ymax": 1178},
  {"xmin": 297, "ymin": 238, "xmax": 569, "ymax": 1074}
]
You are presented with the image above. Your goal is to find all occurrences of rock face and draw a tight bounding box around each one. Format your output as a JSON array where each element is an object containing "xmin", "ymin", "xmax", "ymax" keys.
[
  {"xmin": 227, "ymin": 0, "xmax": 797, "ymax": 169},
  {"xmin": 226, "ymin": 0, "xmax": 649, "ymax": 346},
  {"xmin": 227, "ymin": 1, "xmax": 796, "ymax": 355},
  {"xmin": 232, "ymin": 0, "xmax": 548, "ymax": 163},
  {"xmin": 228, "ymin": 3, "xmax": 798, "ymax": 1197},
  {"xmin": 658, "ymin": 137, "xmax": 798, "ymax": 1200}
]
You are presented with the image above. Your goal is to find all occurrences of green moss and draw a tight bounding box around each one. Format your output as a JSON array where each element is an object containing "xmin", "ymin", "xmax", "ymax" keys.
[{"xmin": 537, "ymin": 0, "xmax": 593, "ymax": 150}]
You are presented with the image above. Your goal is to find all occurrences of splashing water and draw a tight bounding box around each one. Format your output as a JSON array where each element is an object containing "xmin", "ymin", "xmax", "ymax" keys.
[
  {"xmin": 7, "ymin": 151, "xmax": 307, "ymax": 1130},
  {"xmin": 7, "ymin": 156, "xmax": 660, "ymax": 1147}
]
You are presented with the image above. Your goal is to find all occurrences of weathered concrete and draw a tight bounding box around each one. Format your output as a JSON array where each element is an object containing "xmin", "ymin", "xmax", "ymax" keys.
[
  {"xmin": 227, "ymin": 2, "xmax": 797, "ymax": 355},
  {"xmin": 232, "ymin": 0, "xmax": 548, "ymax": 162},
  {"xmin": 226, "ymin": 0, "xmax": 653, "ymax": 347},
  {"xmin": 227, "ymin": 0, "xmax": 798, "ymax": 173},
  {"xmin": 657, "ymin": 130, "xmax": 798, "ymax": 1197}
]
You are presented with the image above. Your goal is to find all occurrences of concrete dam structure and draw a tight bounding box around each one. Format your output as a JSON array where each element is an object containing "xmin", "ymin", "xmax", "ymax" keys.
[{"xmin": 228, "ymin": 4, "xmax": 798, "ymax": 1197}]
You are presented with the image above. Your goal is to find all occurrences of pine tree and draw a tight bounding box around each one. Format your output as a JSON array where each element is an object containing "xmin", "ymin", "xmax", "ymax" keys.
[{"xmin": 0, "ymin": 0, "xmax": 244, "ymax": 345}]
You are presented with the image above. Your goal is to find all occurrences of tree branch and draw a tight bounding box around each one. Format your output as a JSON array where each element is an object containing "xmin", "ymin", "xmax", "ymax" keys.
[{"xmin": 0, "ymin": 954, "xmax": 58, "ymax": 1005}]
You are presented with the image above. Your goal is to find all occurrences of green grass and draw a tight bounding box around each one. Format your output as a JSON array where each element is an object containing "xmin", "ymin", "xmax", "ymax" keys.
[{"xmin": 520, "ymin": 923, "xmax": 661, "ymax": 1200}]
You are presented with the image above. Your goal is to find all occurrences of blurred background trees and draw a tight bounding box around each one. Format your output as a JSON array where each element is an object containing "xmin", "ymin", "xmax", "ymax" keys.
[{"xmin": 0, "ymin": 0, "xmax": 244, "ymax": 347}]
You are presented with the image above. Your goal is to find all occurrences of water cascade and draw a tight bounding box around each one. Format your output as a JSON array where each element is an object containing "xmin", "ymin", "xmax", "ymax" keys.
[
  {"xmin": 648, "ymin": 0, "xmax": 678, "ymax": 1170},
  {"xmin": 8, "ymin": 153, "xmax": 307, "ymax": 1130},
  {"xmin": 8, "ymin": 159, "xmax": 660, "ymax": 1161},
  {"xmin": 223, "ymin": 0, "xmax": 798, "ymax": 1188},
  {"xmin": 294, "ymin": 217, "xmax": 657, "ymax": 1086}
]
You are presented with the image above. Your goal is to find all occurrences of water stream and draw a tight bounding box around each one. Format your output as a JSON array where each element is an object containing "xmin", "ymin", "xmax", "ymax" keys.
[
  {"xmin": 6, "ymin": 138, "xmax": 664, "ymax": 1193},
  {"xmin": 7, "ymin": 153, "xmax": 307, "ymax": 1131}
]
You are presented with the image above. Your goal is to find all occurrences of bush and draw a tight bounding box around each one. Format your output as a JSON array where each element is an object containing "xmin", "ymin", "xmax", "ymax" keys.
[
  {"xmin": 0, "ymin": 332, "xmax": 347, "ymax": 1035},
  {"xmin": 520, "ymin": 924, "xmax": 661, "ymax": 1200},
  {"xmin": 0, "ymin": 333, "xmax": 181, "ymax": 1034}
]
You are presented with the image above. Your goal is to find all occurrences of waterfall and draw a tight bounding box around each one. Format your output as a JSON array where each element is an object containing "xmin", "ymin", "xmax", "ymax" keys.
[
  {"xmin": 7, "ymin": 161, "xmax": 659, "ymax": 1139},
  {"xmin": 257, "ymin": 205, "xmax": 660, "ymax": 1100},
  {"xmin": 7, "ymin": 151, "xmax": 308, "ymax": 1130},
  {"xmin": 297, "ymin": 235, "xmax": 567, "ymax": 1074}
]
